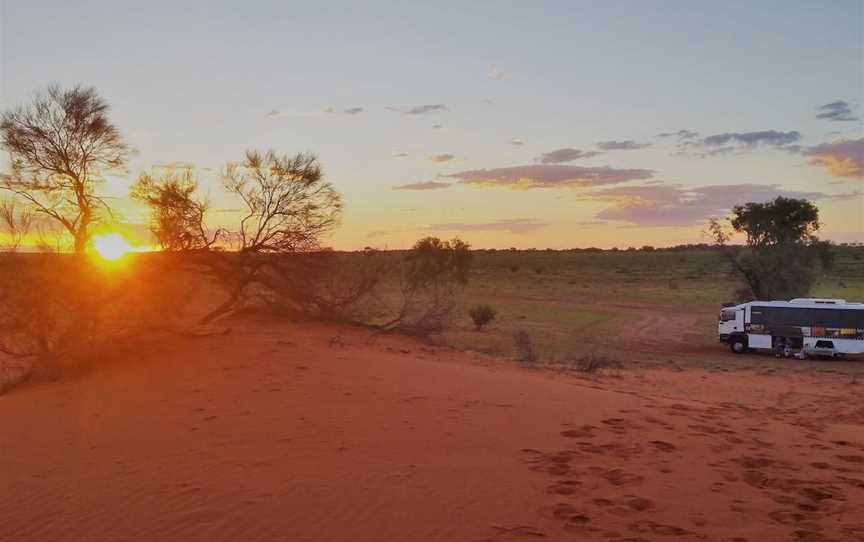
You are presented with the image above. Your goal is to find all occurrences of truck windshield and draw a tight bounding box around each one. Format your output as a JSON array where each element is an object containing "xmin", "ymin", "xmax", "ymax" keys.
[{"xmin": 720, "ymin": 309, "xmax": 736, "ymax": 322}]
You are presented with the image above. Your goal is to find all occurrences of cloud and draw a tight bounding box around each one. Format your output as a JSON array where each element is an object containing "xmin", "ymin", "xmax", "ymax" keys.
[
  {"xmin": 445, "ymin": 164, "xmax": 654, "ymax": 189},
  {"xmin": 429, "ymin": 154, "xmax": 455, "ymax": 163},
  {"xmin": 488, "ymin": 66, "xmax": 508, "ymax": 80},
  {"xmin": 678, "ymin": 130, "xmax": 802, "ymax": 157},
  {"xmin": 596, "ymin": 140, "xmax": 652, "ymax": 151},
  {"xmin": 392, "ymin": 104, "xmax": 448, "ymax": 115},
  {"xmin": 702, "ymin": 130, "xmax": 800, "ymax": 148},
  {"xmin": 536, "ymin": 148, "xmax": 603, "ymax": 163},
  {"xmin": 804, "ymin": 138, "xmax": 864, "ymax": 179},
  {"xmin": 392, "ymin": 181, "xmax": 451, "ymax": 191},
  {"xmin": 658, "ymin": 130, "xmax": 699, "ymax": 140},
  {"xmin": 582, "ymin": 183, "xmax": 835, "ymax": 227},
  {"xmin": 343, "ymin": 107, "xmax": 364, "ymax": 115},
  {"xmin": 816, "ymin": 100, "xmax": 858, "ymax": 122},
  {"xmin": 699, "ymin": 146, "xmax": 738, "ymax": 158},
  {"xmin": 429, "ymin": 218, "xmax": 546, "ymax": 234},
  {"xmin": 778, "ymin": 145, "xmax": 804, "ymax": 155},
  {"xmin": 510, "ymin": 138, "xmax": 525, "ymax": 146},
  {"xmin": 268, "ymin": 107, "xmax": 342, "ymax": 118}
]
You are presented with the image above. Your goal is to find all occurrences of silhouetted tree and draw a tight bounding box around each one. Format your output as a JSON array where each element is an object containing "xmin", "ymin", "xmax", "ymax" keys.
[
  {"xmin": 709, "ymin": 197, "xmax": 832, "ymax": 300},
  {"xmin": 134, "ymin": 150, "xmax": 344, "ymax": 324},
  {"xmin": 0, "ymin": 85, "xmax": 130, "ymax": 253},
  {"xmin": 0, "ymin": 196, "xmax": 34, "ymax": 251},
  {"xmin": 269, "ymin": 237, "xmax": 473, "ymax": 335},
  {"xmin": 196, "ymin": 151, "xmax": 343, "ymax": 323},
  {"xmin": 131, "ymin": 170, "xmax": 221, "ymax": 252},
  {"xmin": 223, "ymin": 150, "xmax": 343, "ymax": 253}
]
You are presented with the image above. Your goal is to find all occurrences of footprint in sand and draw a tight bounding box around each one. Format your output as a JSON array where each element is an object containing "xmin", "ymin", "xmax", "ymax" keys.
[
  {"xmin": 767, "ymin": 509, "xmax": 821, "ymax": 527},
  {"xmin": 624, "ymin": 496, "xmax": 654, "ymax": 512},
  {"xmin": 601, "ymin": 418, "xmax": 638, "ymax": 434},
  {"xmin": 836, "ymin": 454, "xmax": 864, "ymax": 464},
  {"xmin": 552, "ymin": 503, "xmax": 584, "ymax": 520},
  {"xmin": 601, "ymin": 469, "xmax": 644, "ymax": 487},
  {"xmin": 627, "ymin": 519, "xmax": 689, "ymax": 536},
  {"xmin": 643, "ymin": 416, "xmax": 675, "ymax": 430},
  {"xmin": 490, "ymin": 524, "xmax": 546, "ymax": 538},
  {"xmin": 560, "ymin": 425, "xmax": 595, "ymax": 438},
  {"xmin": 546, "ymin": 480, "xmax": 582, "ymax": 496},
  {"xmin": 650, "ymin": 440, "xmax": 677, "ymax": 453},
  {"xmin": 521, "ymin": 450, "xmax": 580, "ymax": 476},
  {"xmin": 799, "ymin": 487, "xmax": 841, "ymax": 502}
]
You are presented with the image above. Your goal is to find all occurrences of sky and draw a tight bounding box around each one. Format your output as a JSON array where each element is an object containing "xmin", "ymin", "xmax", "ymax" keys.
[{"xmin": 0, "ymin": 0, "xmax": 862, "ymax": 249}]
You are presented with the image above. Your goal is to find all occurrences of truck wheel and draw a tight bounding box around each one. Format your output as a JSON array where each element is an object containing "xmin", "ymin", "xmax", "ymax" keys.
[{"xmin": 729, "ymin": 336, "xmax": 748, "ymax": 354}]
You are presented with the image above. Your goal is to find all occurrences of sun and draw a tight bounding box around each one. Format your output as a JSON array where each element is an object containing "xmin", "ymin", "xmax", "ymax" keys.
[{"xmin": 91, "ymin": 233, "xmax": 135, "ymax": 261}]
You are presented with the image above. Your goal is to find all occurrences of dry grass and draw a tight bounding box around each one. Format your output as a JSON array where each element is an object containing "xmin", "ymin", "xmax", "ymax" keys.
[{"xmin": 441, "ymin": 247, "xmax": 864, "ymax": 369}]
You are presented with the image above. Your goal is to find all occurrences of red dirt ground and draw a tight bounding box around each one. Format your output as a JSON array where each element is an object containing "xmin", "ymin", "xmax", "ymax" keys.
[{"xmin": 2, "ymin": 319, "xmax": 863, "ymax": 541}]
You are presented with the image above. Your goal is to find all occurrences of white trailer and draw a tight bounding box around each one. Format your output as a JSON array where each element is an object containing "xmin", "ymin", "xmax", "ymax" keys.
[{"xmin": 718, "ymin": 298, "xmax": 864, "ymax": 357}]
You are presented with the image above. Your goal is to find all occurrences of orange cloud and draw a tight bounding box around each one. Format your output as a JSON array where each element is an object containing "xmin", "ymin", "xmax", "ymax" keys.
[
  {"xmin": 446, "ymin": 165, "xmax": 654, "ymax": 189},
  {"xmin": 805, "ymin": 138, "xmax": 864, "ymax": 179}
]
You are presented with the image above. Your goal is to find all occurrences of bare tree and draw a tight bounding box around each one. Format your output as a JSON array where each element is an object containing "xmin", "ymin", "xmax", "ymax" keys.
[
  {"xmin": 0, "ymin": 84, "xmax": 130, "ymax": 253},
  {"xmin": 194, "ymin": 151, "xmax": 343, "ymax": 323},
  {"xmin": 272, "ymin": 237, "xmax": 473, "ymax": 336},
  {"xmin": 134, "ymin": 150, "xmax": 344, "ymax": 323},
  {"xmin": 131, "ymin": 170, "xmax": 221, "ymax": 252},
  {"xmin": 224, "ymin": 150, "xmax": 343, "ymax": 253},
  {"xmin": 0, "ymin": 196, "xmax": 35, "ymax": 251}
]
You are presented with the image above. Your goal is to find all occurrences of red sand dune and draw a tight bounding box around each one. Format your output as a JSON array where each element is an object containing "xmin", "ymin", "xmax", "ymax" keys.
[{"xmin": 2, "ymin": 320, "xmax": 863, "ymax": 541}]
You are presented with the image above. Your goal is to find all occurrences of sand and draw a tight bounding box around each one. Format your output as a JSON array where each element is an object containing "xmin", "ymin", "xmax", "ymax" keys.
[{"xmin": 2, "ymin": 319, "xmax": 863, "ymax": 541}]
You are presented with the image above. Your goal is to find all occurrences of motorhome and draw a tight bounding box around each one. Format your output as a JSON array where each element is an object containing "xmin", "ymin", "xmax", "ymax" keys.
[{"xmin": 718, "ymin": 298, "xmax": 864, "ymax": 357}]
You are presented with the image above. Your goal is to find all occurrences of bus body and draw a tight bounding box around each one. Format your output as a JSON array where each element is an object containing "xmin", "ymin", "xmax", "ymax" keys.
[{"xmin": 718, "ymin": 298, "xmax": 864, "ymax": 357}]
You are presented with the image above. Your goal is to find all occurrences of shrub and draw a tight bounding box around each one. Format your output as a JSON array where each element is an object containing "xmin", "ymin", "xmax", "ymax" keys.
[
  {"xmin": 574, "ymin": 352, "xmax": 622, "ymax": 374},
  {"xmin": 274, "ymin": 237, "xmax": 473, "ymax": 337},
  {"xmin": 0, "ymin": 252, "xmax": 193, "ymax": 393},
  {"xmin": 468, "ymin": 304, "xmax": 497, "ymax": 330},
  {"xmin": 513, "ymin": 330, "xmax": 536, "ymax": 363}
]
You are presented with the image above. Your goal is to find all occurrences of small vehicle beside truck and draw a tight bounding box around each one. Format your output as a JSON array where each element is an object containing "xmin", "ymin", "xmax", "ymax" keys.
[{"xmin": 718, "ymin": 298, "xmax": 864, "ymax": 358}]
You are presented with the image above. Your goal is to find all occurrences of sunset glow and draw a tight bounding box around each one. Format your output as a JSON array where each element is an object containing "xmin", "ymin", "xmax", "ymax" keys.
[
  {"xmin": 1, "ymin": 4, "xmax": 864, "ymax": 542},
  {"xmin": 91, "ymin": 233, "xmax": 135, "ymax": 261}
]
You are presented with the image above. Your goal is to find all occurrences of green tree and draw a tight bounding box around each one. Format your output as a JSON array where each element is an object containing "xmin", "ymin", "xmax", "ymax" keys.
[
  {"xmin": 709, "ymin": 197, "xmax": 832, "ymax": 301},
  {"xmin": 730, "ymin": 197, "xmax": 820, "ymax": 246}
]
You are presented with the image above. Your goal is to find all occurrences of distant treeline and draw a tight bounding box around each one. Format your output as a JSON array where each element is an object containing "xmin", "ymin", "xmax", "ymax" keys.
[{"xmin": 356, "ymin": 242, "xmax": 864, "ymax": 254}]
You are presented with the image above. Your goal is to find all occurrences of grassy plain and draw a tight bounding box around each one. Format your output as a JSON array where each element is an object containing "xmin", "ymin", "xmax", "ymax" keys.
[{"xmin": 441, "ymin": 247, "xmax": 864, "ymax": 372}]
